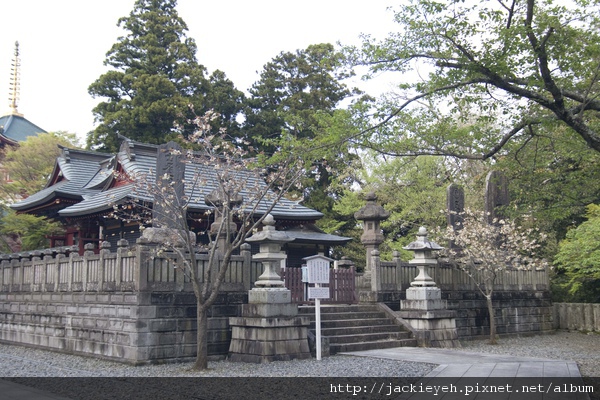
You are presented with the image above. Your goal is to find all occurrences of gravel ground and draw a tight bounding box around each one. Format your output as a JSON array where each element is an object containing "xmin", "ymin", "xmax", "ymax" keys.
[
  {"xmin": 0, "ymin": 331, "xmax": 598, "ymax": 399},
  {"xmin": 0, "ymin": 330, "xmax": 597, "ymax": 378},
  {"xmin": 0, "ymin": 344, "xmax": 435, "ymax": 378}
]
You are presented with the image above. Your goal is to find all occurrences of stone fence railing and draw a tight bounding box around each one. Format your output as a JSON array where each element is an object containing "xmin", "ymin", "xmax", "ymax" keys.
[
  {"xmin": 358, "ymin": 250, "xmax": 550, "ymax": 293},
  {"xmin": 554, "ymin": 303, "xmax": 600, "ymax": 332},
  {"xmin": 0, "ymin": 240, "xmax": 263, "ymax": 294}
]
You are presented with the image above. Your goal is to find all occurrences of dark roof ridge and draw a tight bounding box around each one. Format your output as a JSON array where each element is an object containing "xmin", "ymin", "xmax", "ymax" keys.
[{"xmin": 57, "ymin": 144, "xmax": 112, "ymax": 158}]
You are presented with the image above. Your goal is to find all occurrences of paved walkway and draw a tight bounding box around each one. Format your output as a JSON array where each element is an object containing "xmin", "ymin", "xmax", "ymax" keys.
[
  {"xmin": 0, "ymin": 348, "xmax": 592, "ymax": 399},
  {"xmin": 343, "ymin": 347, "xmax": 592, "ymax": 399}
]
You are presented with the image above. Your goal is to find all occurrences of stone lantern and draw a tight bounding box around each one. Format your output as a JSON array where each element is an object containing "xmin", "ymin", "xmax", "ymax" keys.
[
  {"xmin": 398, "ymin": 226, "xmax": 459, "ymax": 347},
  {"xmin": 354, "ymin": 192, "xmax": 390, "ymax": 272},
  {"xmin": 403, "ymin": 226, "xmax": 443, "ymax": 287},
  {"xmin": 228, "ymin": 214, "xmax": 311, "ymax": 363},
  {"xmin": 245, "ymin": 214, "xmax": 293, "ymax": 291}
]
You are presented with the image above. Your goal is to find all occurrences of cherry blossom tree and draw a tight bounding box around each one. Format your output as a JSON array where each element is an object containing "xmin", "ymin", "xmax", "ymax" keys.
[
  {"xmin": 436, "ymin": 209, "xmax": 548, "ymax": 344},
  {"xmin": 113, "ymin": 111, "xmax": 306, "ymax": 369}
]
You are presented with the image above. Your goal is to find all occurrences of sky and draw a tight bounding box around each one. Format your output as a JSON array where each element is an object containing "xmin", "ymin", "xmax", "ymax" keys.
[{"xmin": 0, "ymin": 0, "xmax": 399, "ymax": 143}]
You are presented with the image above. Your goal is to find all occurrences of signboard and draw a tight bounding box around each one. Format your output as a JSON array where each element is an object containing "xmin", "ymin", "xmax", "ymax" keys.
[
  {"xmin": 308, "ymin": 263, "xmax": 329, "ymax": 284},
  {"xmin": 302, "ymin": 254, "xmax": 334, "ymax": 362},
  {"xmin": 304, "ymin": 255, "xmax": 333, "ymax": 284},
  {"xmin": 308, "ymin": 287, "xmax": 330, "ymax": 299}
]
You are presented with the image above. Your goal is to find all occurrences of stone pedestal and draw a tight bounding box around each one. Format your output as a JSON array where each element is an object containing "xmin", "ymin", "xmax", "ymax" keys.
[
  {"xmin": 228, "ymin": 288, "xmax": 311, "ymax": 363},
  {"xmin": 399, "ymin": 286, "xmax": 459, "ymax": 348},
  {"xmin": 228, "ymin": 215, "xmax": 311, "ymax": 363}
]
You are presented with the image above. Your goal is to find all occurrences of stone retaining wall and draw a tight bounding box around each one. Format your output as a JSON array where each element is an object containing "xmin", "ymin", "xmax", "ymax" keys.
[
  {"xmin": 0, "ymin": 290, "xmax": 245, "ymax": 364},
  {"xmin": 446, "ymin": 290, "xmax": 554, "ymax": 338},
  {"xmin": 368, "ymin": 255, "xmax": 554, "ymax": 340},
  {"xmin": 0, "ymin": 242, "xmax": 257, "ymax": 364}
]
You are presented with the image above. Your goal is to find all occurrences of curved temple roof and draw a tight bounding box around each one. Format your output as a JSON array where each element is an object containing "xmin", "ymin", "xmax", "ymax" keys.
[{"xmin": 11, "ymin": 139, "xmax": 324, "ymax": 222}]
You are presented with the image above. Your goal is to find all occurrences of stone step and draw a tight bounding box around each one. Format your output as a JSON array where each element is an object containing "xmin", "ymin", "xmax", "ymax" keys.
[
  {"xmin": 313, "ymin": 317, "xmax": 395, "ymax": 329},
  {"xmin": 316, "ymin": 324, "xmax": 406, "ymax": 335},
  {"xmin": 308, "ymin": 311, "xmax": 389, "ymax": 321},
  {"xmin": 299, "ymin": 305, "xmax": 382, "ymax": 314},
  {"xmin": 326, "ymin": 331, "xmax": 413, "ymax": 344},
  {"xmin": 330, "ymin": 338, "xmax": 418, "ymax": 354},
  {"xmin": 299, "ymin": 304, "xmax": 418, "ymax": 355}
]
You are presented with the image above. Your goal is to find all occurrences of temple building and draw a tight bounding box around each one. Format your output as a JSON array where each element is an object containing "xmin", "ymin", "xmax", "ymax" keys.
[{"xmin": 10, "ymin": 138, "xmax": 350, "ymax": 262}]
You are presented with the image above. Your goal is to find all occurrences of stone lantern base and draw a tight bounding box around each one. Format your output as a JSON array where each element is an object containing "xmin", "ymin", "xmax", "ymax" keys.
[
  {"xmin": 228, "ymin": 288, "xmax": 311, "ymax": 363},
  {"xmin": 398, "ymin": 286, "xmax": 459, "ymax": 348}
]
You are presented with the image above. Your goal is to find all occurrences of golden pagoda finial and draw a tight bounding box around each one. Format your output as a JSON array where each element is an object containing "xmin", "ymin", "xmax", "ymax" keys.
[{"xmin": 8, "ymin": 41, "xmax": 23, "ymax": 117}]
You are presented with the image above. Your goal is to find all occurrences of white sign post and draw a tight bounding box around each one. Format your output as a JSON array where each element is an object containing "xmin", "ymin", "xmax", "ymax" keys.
[{"xmin": 303, "ymin": 255, "xmax": 333, "ymax": 361}]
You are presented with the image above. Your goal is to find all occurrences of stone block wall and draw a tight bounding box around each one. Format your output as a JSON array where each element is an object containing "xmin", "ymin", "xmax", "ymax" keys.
[
  {"xmin": 0, "ymin": 289, "xmax": 246, "ymax": 365},
  {"xmin": 0, "ymin": 291, "xmax": 143, "ymax": 361},
  {"xmin": 444, "ymin": 289, "xmax": 554, "ymax": 339}
]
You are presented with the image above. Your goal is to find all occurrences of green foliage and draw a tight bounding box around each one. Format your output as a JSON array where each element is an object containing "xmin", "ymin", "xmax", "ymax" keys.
[
  {"xmin": 346, "ymin": 0, "xmax": 600, "ymax": 159},
  {"xmin": 554, "ymin": 204, "xmax": 600, "ymax": 301},
  {"xmin": 88, "ymin": 0, "xmax": 243, "ymax": 152},
  {"xmin": 243, "ymin": 43, "xmax": 363, "ymax": 229},
  {"xmin": 495, "ymin": 125, "xmax": 600, "ymax": 244},
  {"xmin": 244, "ymin": 43, "xmax": 357, "ymax": 148},
  {"xmin": 0, "ymin": 207, "xmax": 64, "ymax": 252},
  {"xmin": 0, "ymin": 132, "xmax": 79, "ymax": 202},
  {"xmin": 330, "ymin": 155, "xmax": 451, "ymax": 266}
]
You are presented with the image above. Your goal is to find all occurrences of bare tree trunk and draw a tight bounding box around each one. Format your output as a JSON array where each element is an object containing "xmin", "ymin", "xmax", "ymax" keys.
[
  {"xmin": 193, "ymin": 303, "xmax": 209, "ymax": 370},
  {"xmin": 486, "ymin": 293, "xmax": 497, "ymax": 345}
]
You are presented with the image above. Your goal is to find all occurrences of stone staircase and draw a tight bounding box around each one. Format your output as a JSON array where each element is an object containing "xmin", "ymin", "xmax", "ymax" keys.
[{"xmin": 298, "ymin": 304, "xmax": 417, "ymax": 354}]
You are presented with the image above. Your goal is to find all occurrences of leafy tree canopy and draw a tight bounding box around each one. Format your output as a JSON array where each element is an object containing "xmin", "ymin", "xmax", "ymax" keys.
[
  {"xmin": 345, "ymin": 0, "xmax": 600, "ymax": 160},
  {"xmin": 244, "ymin": 43, "xmax": 358, "ymax": 146},
  {"xmin": 494, "ymin": 125, "xmax": 600, "ymax": 243},
  {"xmin": 331, "ymin": 155, "xmax": 453, "ymax": 265},
  {"xmin": 0, "ymin": 206, "xmax": 64, "ymax": 252},
  {"xmin": 243, "ymin": 43, "xmax": 364, "ymax": 225},
  {"xmin": 553, "ymin": 204, "xmax": 600, "ymax": 301},
  {"xmin": 88, "ymin": 0, "xmax": 243, "ymax": 152},
  {"xmin": 0, "ymin": 132, "xmax": 78, "ymax": 203}
]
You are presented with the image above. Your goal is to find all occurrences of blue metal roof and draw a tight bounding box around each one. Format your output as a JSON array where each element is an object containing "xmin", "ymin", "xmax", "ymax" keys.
[{"xmin": 0, "ymin": 114, "xmax": 46, "ymax": 144}]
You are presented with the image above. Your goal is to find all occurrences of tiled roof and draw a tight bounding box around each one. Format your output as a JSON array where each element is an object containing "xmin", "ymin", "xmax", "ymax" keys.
[
  {"xmin": 13, "ymin": 139, "xmax": 323, "ymax": 221},
  {"xmin": 10, "ymin": 148, "xmax": 113, "ymax": 212},
  {"xmin": 0, "ymin": 114, "xmax": 46, "ymax": 144},
  {"xmin": 284, "ymin": 225, "xmax": 352, "ymax": 245}
]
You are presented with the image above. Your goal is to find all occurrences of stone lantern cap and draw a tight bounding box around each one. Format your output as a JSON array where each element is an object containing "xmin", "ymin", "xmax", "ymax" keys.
[
  {"xmin": 205, "ymin": 188, "xmax": 244, "ymax": 208},
  {"xmin": 245, "ymin": 214, "xmax": 294, "ymax": 245},
  {"xmin": 403, "ymin": 227, "xmax": 444, "ymax": 252},
  {"xmin": 354, "ymin": 192, "xmax": 390, "ymax": 221}
]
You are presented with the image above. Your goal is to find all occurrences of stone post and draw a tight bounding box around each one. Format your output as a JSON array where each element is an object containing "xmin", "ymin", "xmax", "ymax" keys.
[
  {"xmin": 398, "ymin": 227, "xmax": 459, "ymax": 347},
  {"xmin": 205, "ymin": 188, "xmax": 243, "ymax": 255},
  {"xmin": 228, "ymin": 214, "xmax": 311, "ymax": 363},
  {"xmin": 240, "ymin": 243, "xmax": 252, "ymax": 290}
]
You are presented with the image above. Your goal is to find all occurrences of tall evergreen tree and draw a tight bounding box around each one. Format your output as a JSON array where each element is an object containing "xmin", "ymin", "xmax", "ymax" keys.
[
  {"xmin": 88, "ymin": 0, "xmax": 243, "ymax": 152},
  {"xmin": 243, "ymin": 43, "xmax": 360, "ymax": 220}
]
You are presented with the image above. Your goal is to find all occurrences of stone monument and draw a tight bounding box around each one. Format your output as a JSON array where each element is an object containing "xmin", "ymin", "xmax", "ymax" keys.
[
  {"xmin": 228, "ymin": 215, "xmax": 311, "ymax": 363},
  {"xmin": 446, "ymin": 183, "xmax": 464, "ymax": 231},
  {"xmin": 140, "ymin": 141, "xmax": 194, "ymax": 246},
  {"xmin": 398, "ymin": 227, "xmax": 459, "ymax": 347},
  {"xmin": 485, "ymin": 171, "xmax": 509, "ymax": 224}
]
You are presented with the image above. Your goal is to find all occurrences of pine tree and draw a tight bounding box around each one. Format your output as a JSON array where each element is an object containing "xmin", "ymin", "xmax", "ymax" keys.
[{"xmin": 88, "ymin": 0, "xmax": 243, "ymax": 152}]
